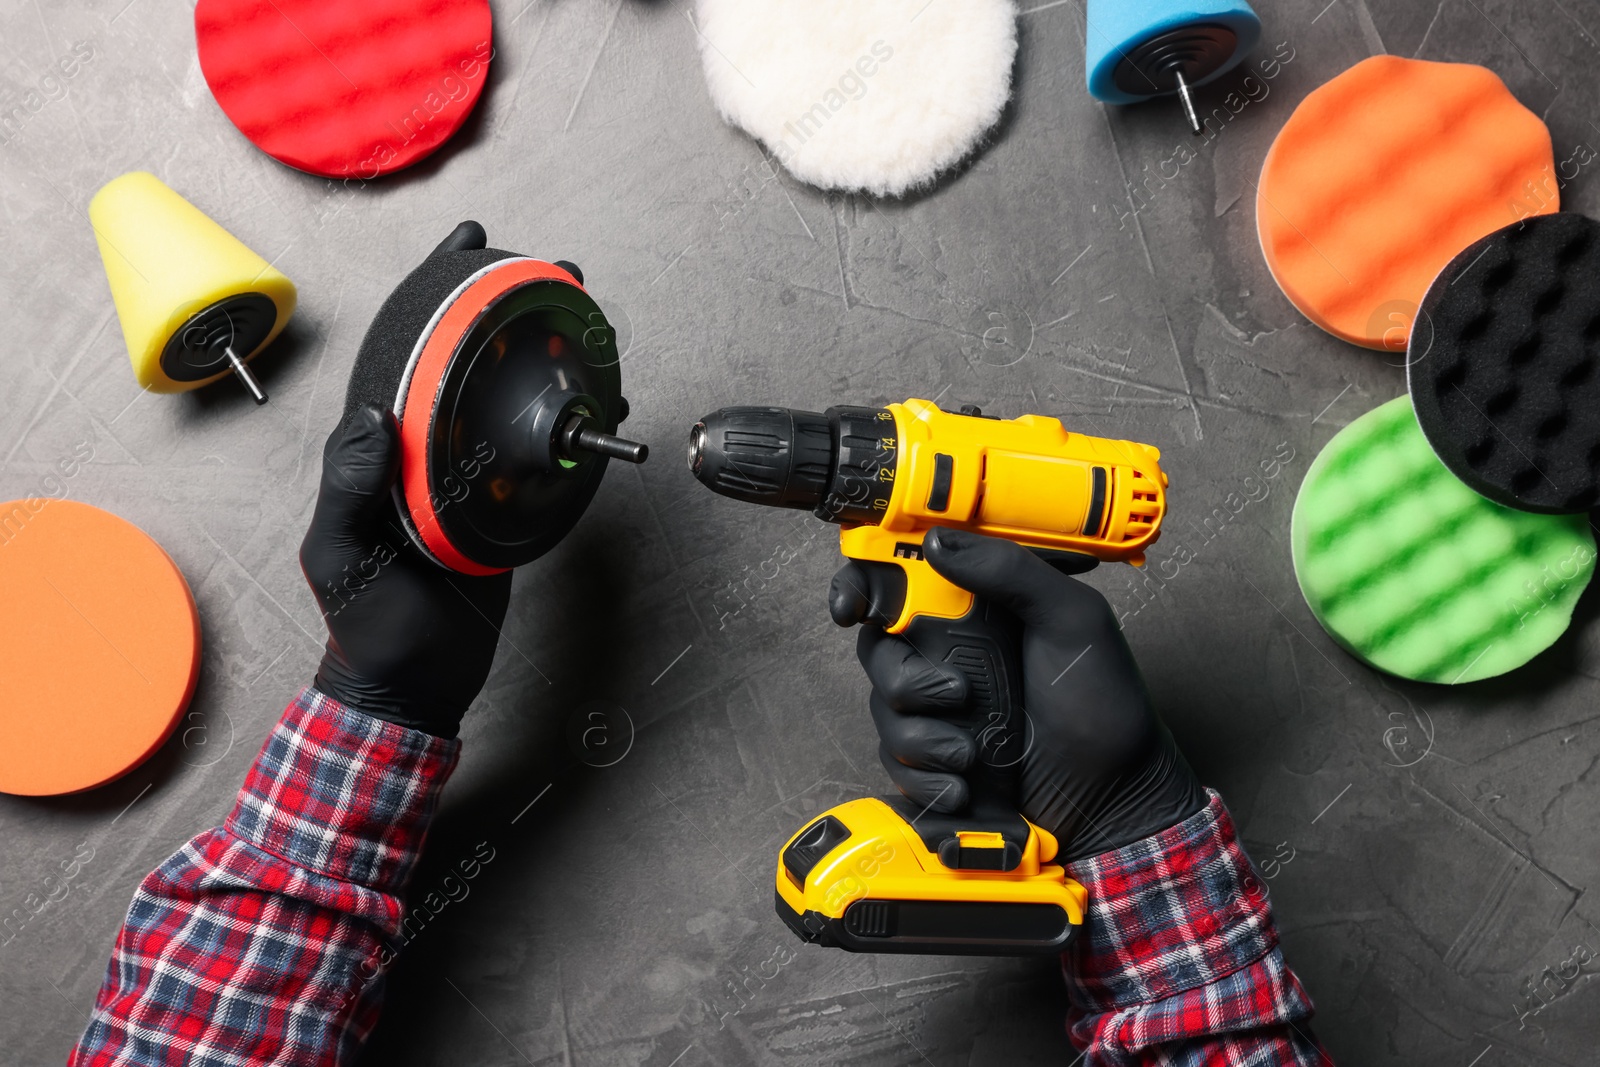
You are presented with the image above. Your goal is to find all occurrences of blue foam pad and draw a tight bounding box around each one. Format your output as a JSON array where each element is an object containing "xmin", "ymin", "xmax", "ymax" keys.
[{"xmin": 1085, "ymin": 0, "xmax": 1261, "ymax": 105}]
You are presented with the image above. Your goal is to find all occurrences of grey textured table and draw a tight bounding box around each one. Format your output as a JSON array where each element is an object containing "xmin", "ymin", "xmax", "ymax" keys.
[{"xmin": 4, "ymin": 1, "xmax": 1600, "ymax": 1063}]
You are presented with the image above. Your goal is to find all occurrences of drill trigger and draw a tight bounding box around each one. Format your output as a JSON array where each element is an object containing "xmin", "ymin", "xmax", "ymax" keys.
[{"xmin": 828, "ymin": 560, "xmax": 907, "ymax": 629}]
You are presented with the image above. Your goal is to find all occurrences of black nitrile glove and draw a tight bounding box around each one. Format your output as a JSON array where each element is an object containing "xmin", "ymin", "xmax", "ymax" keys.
[
  {"xmin": 839, "ymin": 527, "xmax": 1206, "ymax": 863},
  {"xmin": 300, "ymin": 404, "xmax": 512, "ymax": 738}
]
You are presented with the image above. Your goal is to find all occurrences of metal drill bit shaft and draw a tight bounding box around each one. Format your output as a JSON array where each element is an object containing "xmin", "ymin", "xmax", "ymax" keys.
[
  {"xmin": 573, "ymin": 426, "xmax": 648, "ymax": 464},
  {"xmin": 224, "ymin": 346, "xmax": 268, "ymax": 405},
  {"xmin": 1175, "ymin": 71, "xmax": 1202, "ymax": 136}
]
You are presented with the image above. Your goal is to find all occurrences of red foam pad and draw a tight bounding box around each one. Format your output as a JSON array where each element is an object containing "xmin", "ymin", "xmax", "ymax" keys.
[{"xmin": 196, "ymin": 0, "xmax": 493, "ymax": 179}]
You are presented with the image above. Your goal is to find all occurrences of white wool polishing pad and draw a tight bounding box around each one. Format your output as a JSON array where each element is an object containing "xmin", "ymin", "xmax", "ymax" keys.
[{"xmin": 693, "ymin": 0, "xmax": 1017, "ymax": 196}]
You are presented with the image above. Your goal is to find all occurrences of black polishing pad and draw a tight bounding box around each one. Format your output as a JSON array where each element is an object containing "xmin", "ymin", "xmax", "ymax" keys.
[
  {"xmin": 343, "ymin": 245, "xmax": 519, "ymax": 422},
  {"xmin": 1408, "ymin": 212, "xmax": 1600, "ymax": 514},
  {"xmin": 345, "ymin": 223, "xmax": 627, "ymax": 572}
]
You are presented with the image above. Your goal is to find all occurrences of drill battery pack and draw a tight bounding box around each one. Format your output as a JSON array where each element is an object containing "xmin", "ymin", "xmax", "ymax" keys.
[{"xmin": 774, "ymin": 797, "xmax": 1086, "ymax": 955}]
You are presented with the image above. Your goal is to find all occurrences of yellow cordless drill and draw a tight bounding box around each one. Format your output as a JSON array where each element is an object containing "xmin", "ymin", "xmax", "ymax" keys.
[{"xmin": 688, "ymin": 399, "xmax": 1167, "ymax": 955}]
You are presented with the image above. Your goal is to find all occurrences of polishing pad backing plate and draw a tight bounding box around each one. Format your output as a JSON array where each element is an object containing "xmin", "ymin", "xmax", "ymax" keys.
[
  {"xmin": 394, "ymin": 258, "xmax": 615, "ymax": 574},
  {"xmin": 347, "ymin": 246, "xmax": 620, "ymax": 575}
]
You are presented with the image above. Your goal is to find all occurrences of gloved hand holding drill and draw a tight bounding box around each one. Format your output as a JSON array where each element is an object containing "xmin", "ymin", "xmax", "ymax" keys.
[
  {"xmin": 845, "ymin": 528, "xmax": 1327, "ymax": 1062},
  {"xmin": 841, "ymin": 526, "xmax": 1205, "ymax": 863},
  {"xmin": 694, "ymin": 398, "xmax": 1331, "ymax": 1063}
]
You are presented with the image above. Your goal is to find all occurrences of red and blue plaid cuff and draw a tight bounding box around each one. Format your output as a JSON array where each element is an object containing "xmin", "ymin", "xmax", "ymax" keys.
[
  {"xmin": 1060, "ymin": 792, "xmax": 1328, "ymax": 1062},
  {"xmin": 225, "ymin": 686, "xmax": 459, "ymax": 893},
  {"xmin": 1064, "ymin": 791, "xmax": 1278, "ymax": 1011},
  {"xmin": 70, "ymin": 689, "xmax": 458, "ymax": 1066}
]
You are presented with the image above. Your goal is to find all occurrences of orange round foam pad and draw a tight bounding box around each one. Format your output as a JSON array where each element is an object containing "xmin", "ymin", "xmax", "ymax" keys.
[
  {"xmin": 1257, "ymin": 56, "xmax": 1555, "ymax": 351},
  {"xmin": 0, "ymin": 500, "xmax": 200, "ymax": 795}
]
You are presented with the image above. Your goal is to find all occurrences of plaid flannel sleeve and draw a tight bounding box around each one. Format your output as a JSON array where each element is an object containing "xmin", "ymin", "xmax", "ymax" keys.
[
  {"xmin": 1062, "ymin": 791, "xmax": 1331, "ymax": 1066},
  {"xmin": 69, "ymin": 686, "xmax": 458, "ymax": 1067}
]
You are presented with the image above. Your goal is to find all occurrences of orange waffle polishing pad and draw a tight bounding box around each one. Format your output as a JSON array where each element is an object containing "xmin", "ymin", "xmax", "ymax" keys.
[
  {"xmin": 1257, "ymin": 56, "xmax": 1555, "ymax": 351},
  {"xmin": 0, "ymin": 501, "xmax": 200, "ymax": 795}
]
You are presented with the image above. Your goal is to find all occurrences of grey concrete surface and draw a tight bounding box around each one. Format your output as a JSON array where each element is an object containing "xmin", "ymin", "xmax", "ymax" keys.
[{"xmin": 3, "ymin": 0, "xmax": 1599, "ymax": 1063}]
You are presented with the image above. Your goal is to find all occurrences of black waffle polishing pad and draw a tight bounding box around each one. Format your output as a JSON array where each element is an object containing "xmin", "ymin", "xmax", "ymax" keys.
[{"xmin": 1408, "ymin": 212, "xmax": 1600, "ymax": 514}]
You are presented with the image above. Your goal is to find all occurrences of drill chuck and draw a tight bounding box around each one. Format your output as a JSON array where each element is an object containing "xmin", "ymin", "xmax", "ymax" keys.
[{"xmin": 689, "ymin": 405, "xmax": 894, "ymax": 524}]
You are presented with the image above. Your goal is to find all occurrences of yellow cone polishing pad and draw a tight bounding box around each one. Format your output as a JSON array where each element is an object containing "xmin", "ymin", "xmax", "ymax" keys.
[
  {"xmin": 89, "ymin": 172, "xmax": 295, "ymax": 401},
  {"xmin": 1291, "ymin": 395, "xmax": 1594, "ymax": 684}
]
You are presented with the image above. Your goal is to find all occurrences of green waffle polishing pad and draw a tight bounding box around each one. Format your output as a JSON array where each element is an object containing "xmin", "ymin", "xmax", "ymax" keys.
[{"xmin": 1292, "ymin": 395, "xmax": 1595, "ymax": 683}]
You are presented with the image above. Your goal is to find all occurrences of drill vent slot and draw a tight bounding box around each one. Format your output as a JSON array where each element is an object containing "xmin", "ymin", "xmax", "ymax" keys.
[
  {"xmin": 1121, "ymin": 467, "xmax": 1163, "ymax": 541},
  {"xmin": 1083, "ymin": 467, "xmax": 1108, "ymax": 537}
]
